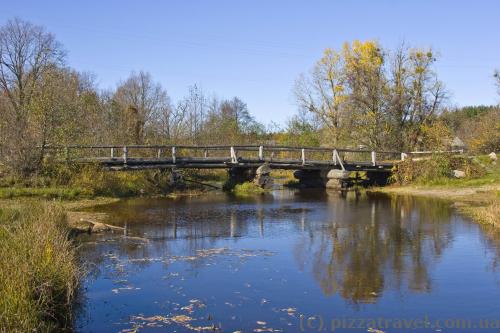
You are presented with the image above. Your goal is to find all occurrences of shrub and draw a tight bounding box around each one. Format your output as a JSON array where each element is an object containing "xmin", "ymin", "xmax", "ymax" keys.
[{"xmin": 391, "ymin": 155, "xmax": 486, "ymax": 185}]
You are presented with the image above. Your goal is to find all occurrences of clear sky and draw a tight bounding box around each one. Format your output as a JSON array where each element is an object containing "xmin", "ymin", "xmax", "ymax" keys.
[{"xmin": 1, "ymin": 0, "xmax": 499, "ymax": 124}]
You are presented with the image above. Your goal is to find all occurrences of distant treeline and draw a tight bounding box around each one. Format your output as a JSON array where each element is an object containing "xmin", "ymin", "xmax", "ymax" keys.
[{"xmin": 0, "ymin": 18, "xmax": 498, "ymax": 176}]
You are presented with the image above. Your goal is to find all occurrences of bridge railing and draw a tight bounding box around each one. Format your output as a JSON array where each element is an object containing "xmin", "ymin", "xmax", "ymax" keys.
[{"xmin": 40, "ymin": 144, "xmax": 463, "ymax": 169}]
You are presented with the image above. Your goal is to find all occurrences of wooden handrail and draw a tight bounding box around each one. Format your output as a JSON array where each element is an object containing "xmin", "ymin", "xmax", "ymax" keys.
[{"xmin": 39, "ymin": 144, "xmax": 403, "ymax": 154}]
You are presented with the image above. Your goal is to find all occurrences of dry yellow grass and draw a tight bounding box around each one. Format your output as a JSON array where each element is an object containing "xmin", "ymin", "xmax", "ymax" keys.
[
  {"xmin": 375, "ymin": 183, "xmax": 499, "ymax": 226},
  {"xmin": 0, "ymin": 203, "xmax": 79, "ymax": 332}
]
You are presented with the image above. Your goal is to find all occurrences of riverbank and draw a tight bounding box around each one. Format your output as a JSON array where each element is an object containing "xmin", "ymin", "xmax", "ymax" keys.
[
  {"xmin": 371, "ymin": 182, "xmax": 499, "ymax": 226},
  {"xmin": 0, "ymin": 202, "xmax": 79, "ymax": 332},
  {"xmin": 0, "ymin": 185, "xmax": 216, "ymax": 332}
]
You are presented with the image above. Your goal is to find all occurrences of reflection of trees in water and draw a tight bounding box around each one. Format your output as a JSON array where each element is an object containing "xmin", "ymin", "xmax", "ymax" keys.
[
  {"xmin": 80, "ymin": 192, "xmax": 483, "ymax": 306},
  {"xmin": 477, "ymin": 224, "xmax": 500, "ymax": 273},
  {"xmin": 294, "ymin": 193, "xmax": 455, "ymax": 304},
  {"xmin": 79, "ymin": 203, "xmax": 265, "ymax": 275}
]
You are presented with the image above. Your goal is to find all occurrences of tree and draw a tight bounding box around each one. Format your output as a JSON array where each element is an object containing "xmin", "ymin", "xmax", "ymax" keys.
[
  {"xmin": 342, "ymin": 40, "xmax": 387, "ymax": 149},
  {"xmin": 402, "ymin": 49, "xmax": 446, "ymax": 150},
  {"xmin": 175, "ymin": 84, "xmax": 207, "ymax": 143},
  {"xmin": 113, "ymin": 71, "xmax": 172, "ymax": 144},
  {"xmin": 294, "ymin": 41, "xmax": 446, "ymax": 151},
  {"xmin": 495, "ymin": 70, "xmax": 500, "ymax": 96},
  {"xmin": 294, "ymin": 48, "xmax": 348, "ymax": 146},
  {"xmin": 0, "ymin": 18, "xmax": 65, "ymax": 174},
  {"xmin": 200, "ymin": 96, "xmax": 264, "ymax": 144},
  {"xmin": 283, "ymin": 110, "xmax": 320, "ymax": 147}
]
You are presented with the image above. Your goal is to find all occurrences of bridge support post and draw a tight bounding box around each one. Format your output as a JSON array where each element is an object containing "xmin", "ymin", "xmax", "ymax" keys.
[
  {"xmin": 224, "ymin": 167, "xmax": 257, "ymax": 190},
  {"xmin": 254, "ymin": 163, "xmax": 273, "ymax": 189},
  {"xmin": 169, "ymin": 168, "xmax": 185, "ymax": 188},
  {"xmin": 326, "ymin": 169, "xmax": 351, "ymax": 190}
]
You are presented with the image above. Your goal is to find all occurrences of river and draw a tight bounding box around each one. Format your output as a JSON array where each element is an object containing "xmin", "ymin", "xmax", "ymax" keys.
[{"xmin": 75, "ymin": 189, "xmax": 500, "ymax": 332}]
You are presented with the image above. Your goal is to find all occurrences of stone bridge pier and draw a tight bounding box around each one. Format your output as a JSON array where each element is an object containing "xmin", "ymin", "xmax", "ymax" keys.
[
  {"xmin": 325, "ymin": 169, "xmax": 351, "ymax": 190},
  {"xmin": 293, "ymin": 168, "xmax": 391, "ymax": 190},
  {"xmin": 293, "ymin": 169, "xmax": 351, "ymax": 189},
  {"xmin": 226, "ymin": 164, "xmax": 274, "ymax": 190}
]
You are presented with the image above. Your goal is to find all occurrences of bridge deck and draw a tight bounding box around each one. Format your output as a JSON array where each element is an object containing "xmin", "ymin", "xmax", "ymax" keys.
[
  {"xmin": 42, "ymin": 144, "xmax": 462, "ymax": 173},
  {"xmin": 93, "ymin": 157, "xmax": 393, "ymax": 171}
]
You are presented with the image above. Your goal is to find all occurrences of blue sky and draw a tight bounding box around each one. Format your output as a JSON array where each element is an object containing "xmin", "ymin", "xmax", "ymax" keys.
[{"xmin": 1, "ymin": 0, "xmax": 499, "ymax": 124}]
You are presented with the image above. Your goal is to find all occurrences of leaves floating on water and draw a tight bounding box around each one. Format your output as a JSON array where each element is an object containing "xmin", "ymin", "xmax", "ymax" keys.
[
  {"xmin": 165, "ymin": 248, "xmax": 275, "ymax": 264},
  {"xmin": 367, "ymin": 328, "xmax": 386, "ymax": 333},
  {"xmin": 280, "ymin": 307, "xmax": 297, "ymax": 317},
  {"xmin": 129, "ymin": 314, "xmax": 217, "ymax": 331}
]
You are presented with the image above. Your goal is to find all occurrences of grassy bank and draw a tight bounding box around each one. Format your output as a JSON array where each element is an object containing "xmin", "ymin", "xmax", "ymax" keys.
[
  {"xmin": 374, "ymin": 183, "xmax": 499, "ymax": 226},
  {"xmin": 0, "ymin": 202, "xmax": 79, "ymax": 332},
  {"xmin": 373, "ymin": 155, "xmax": 499, "ymax": 226},
  {"xmin": 0, "ymin": 165, "xmax": 227, "ymax": 200}
]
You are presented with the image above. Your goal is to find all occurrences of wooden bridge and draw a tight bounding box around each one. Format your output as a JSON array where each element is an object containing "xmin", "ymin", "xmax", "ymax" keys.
[
  {"xmin": 43, "ymin": 144, "xmax": 403, "ymax": 171},
  {"xmin": 43, "ymin": 145, "xmax": 462, "ymax": 189}
]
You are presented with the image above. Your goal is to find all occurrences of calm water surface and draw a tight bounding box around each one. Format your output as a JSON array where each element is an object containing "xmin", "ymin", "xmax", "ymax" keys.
[{"xmin": 75, "ymin": 190, "xmax": 500, "ymax": 332}]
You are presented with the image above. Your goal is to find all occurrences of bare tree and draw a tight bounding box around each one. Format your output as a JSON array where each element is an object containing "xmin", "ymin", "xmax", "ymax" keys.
[
  {"xmin": 495, "ymin": 69, "xmax": 500, "ymax": 97},
  {"xmin": 0, "ymin": 18, "xmax": 65, "ymax": 173},
  {"xmin": 403, "ymin": 49, "xmax": 446, "ymax": 149},
  {"xmin": 176, "ymin": 84, "xmax": 207, "ymax": 143},
  {"xmin": 113, "ymin": 71, "xmax": 172, "ymax": 144}
]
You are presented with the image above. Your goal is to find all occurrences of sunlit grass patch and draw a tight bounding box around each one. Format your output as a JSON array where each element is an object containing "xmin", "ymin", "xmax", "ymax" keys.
[
  {"xmin": 459, "ymin": 199, "xmax": 500, "ymax": 227},
  {"xmin": 0, "ymin": 186, "xmax": 85, "ymax": 199},
  {"xmin": 233, "ymin": 182, "xmax": 268, "ymax": 195},
  {"xmin": 0, "ymin": 203, "xmax": 79, "ymax": 332}
]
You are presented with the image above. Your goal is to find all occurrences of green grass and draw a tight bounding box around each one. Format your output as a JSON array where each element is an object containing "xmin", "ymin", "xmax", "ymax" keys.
[
  {"xmin": 0, "ymin": 203, "xmax": 79, "ymax": 332},
  {"xmin": 414, "ymin": 162, "xmax": 499, "ymax": 188},
  {"xmin": 0, "ymin": 186, "xmax": 86, "ymax": 200},
  {"xmin": 233, "ymin": 182, "xmax": 268, "ymax": 195}
]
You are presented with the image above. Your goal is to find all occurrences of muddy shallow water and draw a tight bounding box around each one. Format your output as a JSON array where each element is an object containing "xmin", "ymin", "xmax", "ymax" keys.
[{"xmin": 75, "ymin": 190, "xmax": 500, "ymax": 332}]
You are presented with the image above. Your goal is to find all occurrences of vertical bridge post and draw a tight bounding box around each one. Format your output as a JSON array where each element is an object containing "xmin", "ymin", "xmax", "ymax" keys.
[
  {"xmin": 157, "ymin": 148, "xmax": 162, "ymax": 159},
  {"xmin": 371, "ymin": 151, "xmax": 376, "ymax": 166},
  {"xmin": 401, "ymin": 152, "xmax": 407, "ymax": 161},
  {"xmin": 258, "ymin": 146, "xmax": 264, "ymax": 161},
  {"xmin": 123, "ymin": 146, "xmax": 128, "ymax": 165},
  {"xmin": 230, "ymin": 146, "xmax": 238, "ymax": 163},
  {"xmin": 111, "ymin": 147, "xmax": 115, "ymax": 159},
  {"xmin": 301, "ymin": 148, "xmax": 306, "ymax": 165},
  {"xmin": 172, "ymin": 146, "xmax": 176, "ymax": 164},
  {"xmin": 333, "ymin": 149, "xmax": 345, "ymax": 171}
]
